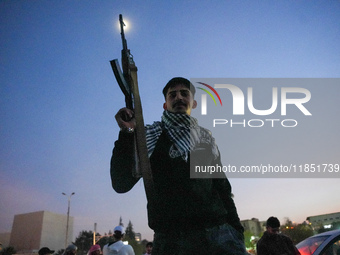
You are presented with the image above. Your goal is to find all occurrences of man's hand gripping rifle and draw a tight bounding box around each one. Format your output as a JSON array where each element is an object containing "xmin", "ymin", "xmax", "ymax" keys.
[{"xmin": 110, "ymin": 14, "xmax": 154, "ymax": 199}]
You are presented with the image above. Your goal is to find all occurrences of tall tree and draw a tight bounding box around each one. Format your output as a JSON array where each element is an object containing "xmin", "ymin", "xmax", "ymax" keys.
[
  {"xmin": 281, "ymin": 219, "xmax": 314, "ymax": 244},
  {"xmin": 123, "ymin": 220, "xmax": 144, "ymax": 254},
  {"xmin": 74, "ymin": 230, "xmax": 94, "ymax": 254},
  {"xmin": 125, "ymin": 220, "xmax": 135, "ymax": 240},
  {"xmin": 244, "ymin": 230, "xmax": 256, "ymax": 253},
  {"xmin": 119, "ymin": 216, "xmax": 124, "ymax": 227}
]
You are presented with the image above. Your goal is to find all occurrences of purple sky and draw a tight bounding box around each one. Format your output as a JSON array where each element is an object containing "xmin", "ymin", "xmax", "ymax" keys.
[{"xmin": 1, "ymin": 1, "xmax": 339, "ymax": 243}]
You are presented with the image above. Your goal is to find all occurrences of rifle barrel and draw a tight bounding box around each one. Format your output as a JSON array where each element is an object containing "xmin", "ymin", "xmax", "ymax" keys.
[{"xmin": 119, "ymin": 14, "xmax": 128, "ymax": 51}]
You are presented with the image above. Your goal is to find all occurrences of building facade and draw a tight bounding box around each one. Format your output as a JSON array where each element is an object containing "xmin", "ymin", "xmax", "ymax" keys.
[
  {"xmin": 307, "ymin": 212, "xmax": 340, "ymax": 229},
  {"xmin": 241, "ymin": 218, "xmax": 264, "ymax": 237},
  {"xmin": 9, "ymin": 211, "xmax": 73, "ymax": 253}
]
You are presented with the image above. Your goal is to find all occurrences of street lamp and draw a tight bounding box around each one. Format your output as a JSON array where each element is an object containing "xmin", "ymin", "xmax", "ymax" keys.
[{"xmin": 62, "ymin": 192, "xmax": 75, "ymax": 249}]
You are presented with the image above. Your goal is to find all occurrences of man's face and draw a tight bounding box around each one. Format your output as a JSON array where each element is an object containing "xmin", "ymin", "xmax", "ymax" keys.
[
  {"xmin": 163, "ymin": 84, "xmax": 197, "ymax": 115},
  {"xmin": 146, "ymin": 245, "xmax": 152, "ymax": 254}
]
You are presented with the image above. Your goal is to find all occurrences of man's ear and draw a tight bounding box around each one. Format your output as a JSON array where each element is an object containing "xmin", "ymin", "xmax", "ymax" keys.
[
  {"xmin": 163, "ymin": 102, "xmax": 167, "ymax": 110},
  {"xmin": 192, "ymin": 100, "xmax": 197, "ymax": 109}
]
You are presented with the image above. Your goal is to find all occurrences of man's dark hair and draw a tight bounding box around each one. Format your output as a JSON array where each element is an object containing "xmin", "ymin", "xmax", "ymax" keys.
[
  {"xmin": 266, "ymin": 216, "xmax": 280, "ymax": 228},
  {"xmin": 162, "ymin": 77, "xmax": 196, "ymax": 99},
  {"xmin": 113, "ymin": 230, "xmax": 124, "ymax": 239},
  {"xmin": 146, "ymin": 242, "xmax": 153, "ymax": 247}
]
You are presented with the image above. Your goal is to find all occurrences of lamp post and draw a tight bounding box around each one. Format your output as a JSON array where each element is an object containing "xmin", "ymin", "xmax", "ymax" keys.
[
  {"xmin": 62, "ymin": 192, "xmax": 75, "ymax": 249},
  {"xmin": 93, "ymin": 223, "xmax": 97, "ymax": 245}
]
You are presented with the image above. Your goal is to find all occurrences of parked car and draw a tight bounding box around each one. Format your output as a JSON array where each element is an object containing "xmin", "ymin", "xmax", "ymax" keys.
[{"xmin": 296, "ymin": 229, "xmax": 340, "ymax": 255}]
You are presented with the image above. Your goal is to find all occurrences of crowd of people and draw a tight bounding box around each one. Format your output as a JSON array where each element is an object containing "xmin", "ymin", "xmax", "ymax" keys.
[
  {"xmin": 38, "ymin": 244, "xmax": 78, "ymax": 255},
  {"xmin": 38, "ymin": 227, "xmax": 152, "ymax": 255},
  {"xmin": 39, "ymin": 217, "xmax": 300, "ymax": 255}
]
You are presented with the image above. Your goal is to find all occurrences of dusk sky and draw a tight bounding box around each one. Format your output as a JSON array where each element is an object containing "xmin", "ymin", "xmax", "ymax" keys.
[{"xmin": 1, "ymin": 1, "xmax": 340, "ymax": 243}]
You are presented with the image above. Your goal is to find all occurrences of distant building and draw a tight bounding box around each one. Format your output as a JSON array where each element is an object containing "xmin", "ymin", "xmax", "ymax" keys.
[
  {"xmin": 307, "ymin": 212, "xmax": 340, "ymax": 229},
  {"xmin": 241, "ymin": 218, "xmax": 264, "ymax": 236},
  {"xmin": 9, "ymin": 211, "xmax": 73, "ymax": 253},
  {"xmin": 134, "ymin": 233, "xmax": 141, "ymax": 243}
]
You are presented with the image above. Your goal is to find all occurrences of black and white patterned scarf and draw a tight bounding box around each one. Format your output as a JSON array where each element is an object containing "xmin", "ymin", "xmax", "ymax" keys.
[{"xmin": 145, "ymin": 111, "xmax": 219, "ymax": 161}]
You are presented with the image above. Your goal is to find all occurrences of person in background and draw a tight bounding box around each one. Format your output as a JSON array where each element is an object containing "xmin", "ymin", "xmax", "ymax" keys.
[
  {"xmin": 102, "ymin": 226, "xmax": 134, "ymax": 255},
  {"xmin": 88, "ymin": 244, "xmax": 101, "ymax": 255},
  {"xmin": 63, "ymin": 244, "xmax": 77, "ymax": 255},
  {"xmin": 257, "ymin": 217, "xmax": 301, "ymax": 255},
  {"xmin": 39, "ymin": 247, "xmax": 55, "ymax": 255},
  {"xmin": 143, "ymin": 242, "xmax": 152, "ymax": 255}
]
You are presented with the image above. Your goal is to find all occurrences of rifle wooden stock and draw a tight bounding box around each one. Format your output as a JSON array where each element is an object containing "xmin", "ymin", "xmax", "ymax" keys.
[{"xmin": 129, "ymin": 68, "xmax": 155, "ymax": 201}]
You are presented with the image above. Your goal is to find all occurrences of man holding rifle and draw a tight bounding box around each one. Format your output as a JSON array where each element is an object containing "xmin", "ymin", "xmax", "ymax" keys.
[{"xmin": 111, "ymin": 77, "xmax": 247, "ymax": 255}]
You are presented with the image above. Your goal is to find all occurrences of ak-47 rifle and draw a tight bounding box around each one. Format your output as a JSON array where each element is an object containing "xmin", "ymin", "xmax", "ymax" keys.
[{"xmin": 110, "ymin": 14, "xmax": 154, "ymax": 201}]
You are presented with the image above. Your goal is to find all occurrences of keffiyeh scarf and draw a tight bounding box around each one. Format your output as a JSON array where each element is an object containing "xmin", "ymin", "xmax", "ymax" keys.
[{"xmin": 145, "ymin": 111, "xmax": 219, "ymax": 161}]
